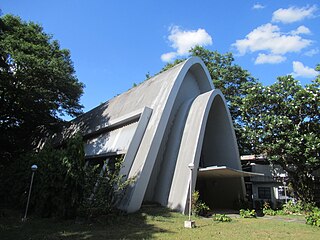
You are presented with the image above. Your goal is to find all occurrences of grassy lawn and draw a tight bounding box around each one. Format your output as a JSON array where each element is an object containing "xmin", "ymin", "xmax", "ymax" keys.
[{"xmin": 1, "ymin": 206, "xmax": 319, "ymax": 239}]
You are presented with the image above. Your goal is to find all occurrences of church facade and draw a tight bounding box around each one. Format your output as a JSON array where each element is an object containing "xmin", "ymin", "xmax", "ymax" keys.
[{"xmin": 64, "ymin": 57, "xmax": 251, "ymax": 213}]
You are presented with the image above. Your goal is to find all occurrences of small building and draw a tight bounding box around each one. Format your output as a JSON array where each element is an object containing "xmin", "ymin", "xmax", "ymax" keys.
[
  {"xmin": 241, "ymin": 155, "xmax": 292, "ymax": 209},
  {"xmin": 60, "ymin": 57, "xmax": 259, "ymax": 213}
]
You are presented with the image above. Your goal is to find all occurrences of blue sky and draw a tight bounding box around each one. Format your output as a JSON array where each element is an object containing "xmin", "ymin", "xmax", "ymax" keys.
[{"xmin": 1, "ymin": 0, "xmax": 319, "ymax": 116}]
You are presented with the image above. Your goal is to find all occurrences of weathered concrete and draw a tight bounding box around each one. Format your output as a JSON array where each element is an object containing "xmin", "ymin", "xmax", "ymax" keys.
[{"xmin": 64, "ymin": 57, "xmax": 245, "ymax": 213}]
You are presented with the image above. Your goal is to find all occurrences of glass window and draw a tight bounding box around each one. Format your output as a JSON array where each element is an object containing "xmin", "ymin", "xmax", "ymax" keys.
[{"xmin": 258, "ymin": 187, "xmax": 271, "ymax": 199}]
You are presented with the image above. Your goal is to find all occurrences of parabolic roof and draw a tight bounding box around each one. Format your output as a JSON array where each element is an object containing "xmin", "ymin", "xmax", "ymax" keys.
[{"xmin": 56, "ymin": 57, "xmax": 246, "ymax": 213}]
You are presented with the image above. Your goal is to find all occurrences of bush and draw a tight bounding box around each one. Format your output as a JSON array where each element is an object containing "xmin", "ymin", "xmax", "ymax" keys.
[
  {"xmin": 0, "ymin": 134, "xmax": 86, "ymax": 218},
  {"xmin": 213, "ymin": 214, "xmax": 232, "ymax": 222},
  {"xmin": 239, "ymin": 209, "xmax": 257, "ymax": 218},
  {"xmin": 32, "ymin": 134, "xmax": 86, "ymax": 219},
  {"xmin": 283, "ymin": 200, "xmax": 303, "ymax": 214},
  {"xmin": 79, "ymin": 157, "xmax": 135, "ymax": 218},
  {"xmin": 283, "ymin": 200, "xmax": 316, "ymax": 215},
  {"xmin": 263, "ymin": 209, "xmax": 277, "ymax": 216},
  {"xmin": 1, "ymin": 133, "xmax": 134, "ymax": 219},
  {"xmin": 263, "ymin": 202, "xmax": 277, "ymax": 216},
  {"xmin": 306, "ymin": 208, "xmax": 320, "ymax": 227},
  {"xmin": 192, "ymin": 191, "xmax": 210, "ymax": 216}
]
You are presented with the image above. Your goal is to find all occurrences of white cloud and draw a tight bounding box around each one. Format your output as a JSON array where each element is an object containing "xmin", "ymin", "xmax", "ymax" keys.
[
  {"xmin": 252, "ymin": 3, "xmax": 265, "ymax": 10},
  {"xmin": 304, "ymin": 48, "xmax": 319, "ymax": 57},
  {"xmin": 272, "ymin": 5, "xmax": 318, "ymax": 24},
  {"xmin": 290, "ymin": 25, "xmax": 311, "ymax": 35},
  {"xmin": 161, "ymin": 26, "xmax": 213, "ymax": 62},
  {"xmin": 232, "ymin": 23, "xmax": 312, "ymax": 55},
  {"xmin": 255, "ymin": 53, "xmax": 286, "ymax": 64},
  {"xmin": 292, "ymin": 61, "xmax": 318, "ymax": 78},
  {"xmin": 160, "ymin": 52, "xmax": 177, "ymax": 62}
]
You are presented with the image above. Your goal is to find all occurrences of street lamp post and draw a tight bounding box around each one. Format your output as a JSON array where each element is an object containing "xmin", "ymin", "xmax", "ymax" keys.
[
  {"xmin": 22, "ymin": 164, "xmax": 38, "ymax": 221},
  {"xmin": 279, "ymin": 173, "xmax": 287, "ymax": 204},
  {"xmin": 184, "ymin": 162, "xmax": 195, "ymax": 228}
]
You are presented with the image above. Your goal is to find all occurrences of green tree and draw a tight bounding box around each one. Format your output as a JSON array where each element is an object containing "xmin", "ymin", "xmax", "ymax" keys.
[
  {"xmin": 3, "ymin": 134, "xmax": 86, "ymax": 218},
  {"xmin": 0, "ymin": 15, "xmax": 84, "ymax": 160},
  {"xmin": 241, "ymin": 73, "xmax": 320, "ymax": 202}
]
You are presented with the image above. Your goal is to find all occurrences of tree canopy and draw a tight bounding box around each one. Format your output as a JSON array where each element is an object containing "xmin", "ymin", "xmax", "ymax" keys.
[
  {"xmin": 0, "ymin": 15, "xmax": 84, "ymax": 159},
  {"xmin": 160, "ymin": 46, "xmax": 320, "ymax": 202},
  {"xmin": 241, "ymin": 73, "xmax": 320, "ymax": 202}
]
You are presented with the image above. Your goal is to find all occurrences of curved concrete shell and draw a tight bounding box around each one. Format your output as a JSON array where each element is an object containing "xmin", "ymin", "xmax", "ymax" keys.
[{"xmin": 65, "ymin": 57, "xmax": 246, "ymax": 213}]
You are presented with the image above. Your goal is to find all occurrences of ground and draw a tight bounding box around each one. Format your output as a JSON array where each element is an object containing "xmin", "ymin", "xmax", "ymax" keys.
[{"xmin": 0, "ymin": 206, "xmax": 319, "ymax": 239}]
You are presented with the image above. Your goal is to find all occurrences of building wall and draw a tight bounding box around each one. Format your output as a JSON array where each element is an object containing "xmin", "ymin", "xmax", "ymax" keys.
[
  {"xmin": 67, "ymin": 57, "xmax": 246, "ymax": 213},
  {"xmin": 243, "ymin": 162, "xmax": 290, "ymax": 209}
]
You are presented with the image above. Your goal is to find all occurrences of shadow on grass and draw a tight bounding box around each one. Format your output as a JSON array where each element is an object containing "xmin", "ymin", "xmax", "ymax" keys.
[
  {"xmin": 104, "ymin": 205, "xmax": 176, "ymax": 239},
  {"xmin": 0, "ymin": 206, "xmax": 175, "ymax": 240}
]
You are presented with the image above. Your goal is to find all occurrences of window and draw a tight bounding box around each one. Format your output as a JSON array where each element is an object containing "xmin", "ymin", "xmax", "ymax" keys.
[
  {"xmin": 278, "ymin": 186, "xmax": 286, "ymax": 197},
  {"xmin": 258, "ymin": 187, "xmax": 271, "ymax": 199}
]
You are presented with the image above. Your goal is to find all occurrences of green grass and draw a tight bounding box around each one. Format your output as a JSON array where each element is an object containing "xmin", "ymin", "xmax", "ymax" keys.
[{"xmin": 1, "ymin": 207, "xmax": 319, "ymax": 239}]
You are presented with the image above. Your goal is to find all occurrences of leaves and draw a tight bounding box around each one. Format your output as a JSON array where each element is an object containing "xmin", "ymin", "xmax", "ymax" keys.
[
  {"xmin": 32, "ymin": 134, "xmax": 85, "ymax": 218},
  {"xmin": 0, "ymin": 15, "xmax": 84, "ymax": 159},
  {"xmin": 241, "ymin": 74, "xmax": 320, "ymax": 202}
]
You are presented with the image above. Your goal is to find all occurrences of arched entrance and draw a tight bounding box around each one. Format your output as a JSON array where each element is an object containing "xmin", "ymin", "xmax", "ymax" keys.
[
  {"xmin": 196, "ymin": 94, "xmax": 244, "ymax": 209},
  {"xmin": 168, "ymin": 90, "xmax": 246, "ymax": 213}
]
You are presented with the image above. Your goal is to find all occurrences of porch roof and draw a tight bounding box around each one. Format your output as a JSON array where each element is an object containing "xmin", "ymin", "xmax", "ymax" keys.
[{"xmin": 198, "ymin": 166, "xmax": 264, "ymax": 179}]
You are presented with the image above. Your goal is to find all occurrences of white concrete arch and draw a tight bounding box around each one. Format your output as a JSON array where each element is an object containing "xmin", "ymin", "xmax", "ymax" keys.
[
  {"xmin": 64, "ymin": 57, "xmax": 245, "ymax": 214},
  {"xmin": 167, "ymin": 89, "xmax": 244, "ymax": 213},
  {"xmin": 144, "ymin": 58, "xmax": 215, "ymax": 204},
  {"xmin": 124, "ymin": 57, "xmax": 215, "ymax": 212}
]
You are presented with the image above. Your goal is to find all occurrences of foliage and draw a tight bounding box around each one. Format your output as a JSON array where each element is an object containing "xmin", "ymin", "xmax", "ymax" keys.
[
  {"xmin": 260, "ymin": 201, "xmax": 320, "ymax": 228},
  {"xmin": 213, "ymin": 214, "xmax": 232, "ymax": 222},
  {"xmin": 0, "ymin": 134, "xmax": 85, "ymax": 217},
  {"xmin": 192, "ymin": 191, "xmax": 210, "ymax": 216},
  {"xmin": 263, "ymin": 202, "xmax": 277, "ymax": 216},
  {"xmin": 261, "ymin": 200, "xmax": 318, "ymax": 217},
  {"xmin": 282, "ymin": 200, "xmax": 316, "ymax": 215},
  {"xmin": 0, "ymin": 14, "xmax": 84, "ymax": 162},
  {"xmin": 159, "ymin": 58, "xmax": 185, "ymax": 74},
  {"xmin": 159, "ymin": 49, "xmax": 319, "ymax": 202},
  {"xmin": 306, "ymin": 208, "xmax": 320, "ymax": 227},
  {"xmin": 239, "ymin": 209, "xmax": 257, "ymax": 218},
  {"xmin": 1, "ymin": 133, "xmax": 133, "ymax": 219},
  {"xmin": 241, "ymin": 74, "xmax": 320, "ymax": 202},
  {"xmin": 28, "ymin": 134, "xmax": 85, "ymax": 218},
  {"xmin": 2, "ymin": 206, "xmax": 320, "ymax": 239},
  {"xmin": 79, "ymin": 156, "xmax": 135, "ymax": 218},
  {"xmin": 282, "ymin": 201, "xmax": 304, "ymax": 215}
]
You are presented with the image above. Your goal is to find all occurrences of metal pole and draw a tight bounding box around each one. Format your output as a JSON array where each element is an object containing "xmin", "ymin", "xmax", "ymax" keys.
[
  {"xmin": 283, "ymin": 179, "xmax": 287, "ymax": 203},
  {"xmin": 23, "ymin": 171, "xmax": 35, "ymax": 220},
  {"xmin": 189, "ymin": 168, "xmax": 192, "ymax": 221}
]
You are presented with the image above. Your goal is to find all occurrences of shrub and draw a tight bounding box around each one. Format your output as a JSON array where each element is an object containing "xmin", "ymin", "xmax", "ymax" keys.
[
  {"xmin": 239, "ymin": 209, "xmax": 257, "ymax": 218},
  {"xmin": 274, "ymin": 209, "xmax": 286, "ymax": 215},
  {"xmin": 31, "ymin": 134, "xmax": 86, "ymax": 219},
  {"xmin": 213, "ymin": 214, "xmax": 232, "ymax": 222},
  {"xmin": 263, "ymin": 202, "xmax": 277, "ymax": 216},
  {"xmin": 1, "ymin": 134, "xmax": 86, "ymax": 218},
  {"xmin": 283, "ymin": 200, "xmax": 316, "ymax": 215},
  {"xmin": 192, "ymin": 191, "xmax": 210, "ymax": 216},
  {"xmin": 283, "ymin": 200, "xmax": 303, "ymax": 214},
  {"xmin": 2, "ymin": 133, "xmax": 134, "ymax": 219},
  {"xmin": 306, "ymin": 208, "xmax": 320, "ymax": 227},
  {"xmin": 79, "ymin": 156, "xmax": 135, "ymax": 218},
  {"xmin": 263, "ymin": 209, "xmax": 277, "ymax": 216}
]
